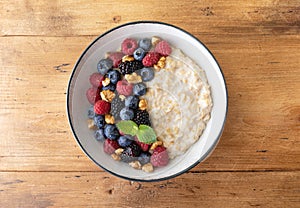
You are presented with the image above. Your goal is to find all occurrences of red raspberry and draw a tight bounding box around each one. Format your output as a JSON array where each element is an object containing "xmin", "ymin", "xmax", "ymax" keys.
[
  {"xmin": 116, "ymin": 79, "xmax": 133, "ymax": 96},
  {"xmin": 154, "ymin": 40, "xmax": 172, "ymax": 56},
  {"xmin": 89, "ymin": 72, "xmax": 103, "ymax": 88},
  {"xmin": 121, "ymin": 38, "xmax": 138, "ymax": 55},
  {"xmin": 86, "ymin": 87, "xmax": 100, "ymax": 105},
  {"xmin": 150, "ymin": 146, "xmax": 169, "ymax": 167},
  {"xmin": 135, "ymin": 139, "xmax": 150, "ymax": 152},
  {"xmin": 94, "ymin": 100, "xmax": 111, "ymax": 115},
  {"xmin": 103, "ymin": 139, "xmax": 119, "ymax": 154},
  {"xmin": 108, "ymin": 52, "xmax": 124, "ymax": 68},
  {"xmin": 142, "ymin": 52, "xmax": 161, "ymax": 67}
]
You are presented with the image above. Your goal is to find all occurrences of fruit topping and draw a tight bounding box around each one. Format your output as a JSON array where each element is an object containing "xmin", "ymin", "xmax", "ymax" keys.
[
  {"xmin": 94, "ymin": 100, "xmax": 111, "ymax": 115},
  {"xmin": 121, "ymin": 38, "xmax": 138, "ymax": 55},
  {"xmin": 97, "ymin": 58, "xmax": 113, "ymax": 75}
]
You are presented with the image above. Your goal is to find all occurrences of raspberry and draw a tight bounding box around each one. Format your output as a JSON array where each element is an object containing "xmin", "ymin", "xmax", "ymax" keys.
[
  {"xmin": 135, "ymin": 139, "xmax": 150, "ymax": 152},
  {"xmin": 150, "ymin": 146, "xmax": 169, "ymax": 167},
  {"xmin": 118, "ymin": 61, "xmax": 144, "ymax": 75},
  {"xmin": 121, "ymin": 38, "xmax": 138, "ymax": 55},
  {"xmin": 120, "ymin": 142, "xmax": 142, "ymax": 163},
  {"xmin": 94, "ymin": 100, "xmax": 111, "ymax": 115},
  {"xmin": 108, "ymin": 52, "xmax": 124, "ymax": 68},
  {"xmin": 116, "ymin": 79, "xmax": 133, "ymax": 96},
  {"xmin": 110, "ymin": 95, "xmax": 125, "ymax": 120},
  {"xmin": 142, "ymin": 52, "xmax": 160, "ymax": 67},
  {"xmin": 103, "ymin": 139, "xmax": 119, "ymax": 154},
  {"xmin": 89, "ymin": 73, "xmax": 103, "ymax": 88},
  {"xmin": 154, "ymin": 40, "xmax": 172, "ymax": 56},
  {"xmin": 86, "ymin": 87, "xmax": 100, "ymax": 105},
  {"xmin": 133, "ymin": 110, "xmax": 151, "ymax": 126}
]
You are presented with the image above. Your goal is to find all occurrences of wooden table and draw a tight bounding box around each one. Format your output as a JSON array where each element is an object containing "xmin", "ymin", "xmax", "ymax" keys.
[{"xmin": 1, "ymin": 0, "xmax": 299, "ymax": 207}]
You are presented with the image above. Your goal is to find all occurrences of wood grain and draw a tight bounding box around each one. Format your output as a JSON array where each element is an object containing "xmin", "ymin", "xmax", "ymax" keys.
[{"xmin": 0, "ymin": 0, "xmax": 299, "ymax": 207}]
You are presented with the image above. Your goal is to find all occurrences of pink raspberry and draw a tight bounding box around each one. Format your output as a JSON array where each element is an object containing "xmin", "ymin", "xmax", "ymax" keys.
[
  {"xmin": 86, "ymin": 87, "xmax": 100, "ymax": 105},
  {"xmin": 154, "ymin": 40, "xmax": 172, "ymax": 56},
  {"xmin": 135, "ymin": 139, "xmax": 150, "ymax": 152},
  {"xmin": 108, "ymin": 51, "xmax": 124, "ymax": 68},
  {"xmin": 142, "ymin": 52, "xmax": 161, "ymax": 67},
  {"xmin": 121, "ymin": 38, "xmax": 138, "ymax": 55},
  {"xmin": 116, "ymin": 79, "xmax": 133, "ymax": 96},
  {"xmin": 150, "ymin": 146, "xmax": 169, "ymax": 167},
  {"xmin": 89, "ymin": 72, "xmax": 103, "ymax": 88},
  {"xmin": 94, "ymin": 100, "xmax": 111, "ymax": 115},
  {"xmin": 103, "ymin": 139, "xmax": 119, "ymax": 154}
]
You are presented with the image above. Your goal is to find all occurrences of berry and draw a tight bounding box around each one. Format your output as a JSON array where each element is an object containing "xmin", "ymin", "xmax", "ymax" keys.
[
  {"xmin": 150, "ymin": 146, "xmax": 169, "ymax": 167},
  {"xmin": 135, "ymin": 139, "xmax": 150, "ymax": 152},
  {"xmin": 118, "ymin": 60, "xmax": 144, "ymax": 75},
  {"xmin": 138, "ymin": 152, "xmax": 151, "ymax": 165},
  {"xmin": 120, "ymin": 107, "xmax": 134, "ymax": 120},
  {"xmin": 120, "ymin": 142, "xmax": 142, "ymax": 162},
  {"xmin": 142, "ymin": 52, "xmax": 160, "ymax": 67},
  {"xmin": 86, "ymin": 87, "xmax": 100, "ymax": 105},
  {"xmin": 88, "ymin": 106, "xmax": 95, "ymax": 118},
  {"xmin": 154, "ymin": 40, "xmax": 172, "ymax": 56},
  {"xmin": 94, "ymin": 129, "xmax": 106, "ymax": 142},
  {"xmin": 102, "ymin": 83, "xmax": 116, "ymax": 91},
  {"xmin": 94, "ymin": 100, "xmax": 111, "ymax": 115},
  {"xmin": 125, "ymin": 95, "xmax": 139, "ymax": 109},
  {"xmin": 89, "ymin": 73, "xmax": 104, "ymax": 88},
  {"xmin": 116, "ymin": 79, "xmax": 133, "ymax": 96},
  {"xmin": 97, "ymin": 58, "xmax": 113, "ymax": 75},
  {"xmin": 133, "ymin": 48, "xmax": 146, "ymax": 61},
  {"xmin": 108, "ymin": 51, "xmax": 124, "ymax": 68},
  {"xmin": 117, "ymin": 135, "xmax": 133, "ymax": 147},
  {"xmin": 121, "ymin": 38, "xmax": 138, "ymax": 55},
  {"xmin": 110, "ymin": 95, "xmax": 125, "ymax": 120},
  {"xmin": 139, "ymin": 67, "xmax": 154, "ymax": 82},
  {"xmin": 133, "ymin": 82, "xmax": 147, "ymax": 96},
  {"xmin": 104, "ymin": 124, "xmax": 120, "ymax": 140},
  {"xmin": 106, "ymin": 70, "xmax": 121, "ymax": 84},
  {"xmin": 94, "ymin": 115, "xmax": 105, "ymax": 129},
  {"xmin": 133, "ymin": 110, "xmax": 151, "ymax": 126},
  {"xmin": 103, "ymin": 139, "xmax": 119, "ymax": 154},
  {"xmin": 138, "ymin": 38, "xmax": 152, "ymax": 51}
]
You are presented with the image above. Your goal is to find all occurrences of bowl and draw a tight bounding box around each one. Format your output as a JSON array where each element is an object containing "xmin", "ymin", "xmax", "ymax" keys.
[{"xmin": 67, "ymin": 21, "xmax": 227, "ymax": 182}]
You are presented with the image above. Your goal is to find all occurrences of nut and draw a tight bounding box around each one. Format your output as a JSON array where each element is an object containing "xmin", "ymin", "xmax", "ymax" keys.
[
  {"xmin": 151, "ymin": 36, "xmax": 161, "ymax": 46},
  {"xmin": 115, "ymin": 148, "xmax": 124, "ymax": 155},
  {"xmin": 124, "ymin": 72, "xmax": 142, "ymax": 84},
  {"xmin": 111, "ymin": 153, "xmax": 121, "ymax": 161},
  {"xmin": 138, "ymin": 99, "xmax": 148, "ymax": 110},
  {"xmin": 154, "ymin": 56, "xmax": 166, "ymax": 70},
  {"xmin": 87, "ymin": 119, "xmax": 97, "ymax": 130},
  {"xmin": 122, "ymin": 55, "xmax": 135, "ymax": 62},
  {"xmin": 119, "ymin": 94, "xmax": 126, "ymax": 101},
  {"xmin": 100, "ymin": 90, "xmax": 115, "ymax": 102},
  {"xmin": 150, "ymin": 140, "xmax": 163, "ymax": 150},
  {"xmin": 129, "ymin": 161, "xmax": 142, "ymax": 169},
  {"xmin": 142, "ymin": 163, "xmax": 154, "ymax": 173},
  {"xmin": 102, "ymin": 77, "xmax": 110, "ymax": 87},
  {"xmin": 105, "ymin": 114, "xmax": 115, "ymax": 124}
]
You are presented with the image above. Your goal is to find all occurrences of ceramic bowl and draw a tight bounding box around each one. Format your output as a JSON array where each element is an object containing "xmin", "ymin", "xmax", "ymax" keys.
[{"xmin": 67, "ymin": 21, "xmax": 227, "ymax": 182}]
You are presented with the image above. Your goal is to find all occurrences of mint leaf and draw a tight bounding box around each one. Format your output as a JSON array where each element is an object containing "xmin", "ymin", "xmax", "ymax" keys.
[
  {"xmin": 136, "ymin": 125, "xmax": 157, "ymax": 144},
  {"xmin": 116, "ymin": 120, "xmax": 138, "ymax": 136}
]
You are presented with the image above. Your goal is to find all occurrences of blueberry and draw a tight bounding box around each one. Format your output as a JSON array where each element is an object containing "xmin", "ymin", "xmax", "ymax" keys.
[
  {"xmin": 88, "ymin": 106, "xmax": 95, "ymax": 118},
  {"xmin": 94, "ymin": 115, "xmax": 105, "ymax": 129},
  {"xmin": 139, "ymin": 67, "xmax": 154, "ymax": 82},
  {"xmin": 120, "ymin": 107, "xmax": 134, "ymax": 120},
  {"xmin": 104, "ymin": 124, "xmax": 120, "ymax": 140},
  {"xmin": 94, "ymin": 129, "xmax": 106, "ymax": 142},
  {"xmin": 102, "ymin": 83, "xmax": 116, "ymax": 91},
  {"xmin": 117, "ymin": 135, "xmax": 133, "ymax": 147},
  {"xmin": 106, "ymin": 70, "xmax": 121, "ymax": 84},
  {"xmin": 133, "ymin": 82, "xmax": 147, "ymax": 96},
  {"xmin": 97, "ymin": 59, "xmax": 113, "ymax": 75},
  {"xmin": 137, "ymin": 152, "xmax": 151, "ymax": 165},
  {"xmin": 133, "ymin": 48, "xmax": 146, "ymax": 61},
  {"xmin": 125, "ymin": 95, "xmax": 139, "ymax": 109},
  {"xmin": 138, "ymin": 38, "xmax": 152, "ymax": 51}
]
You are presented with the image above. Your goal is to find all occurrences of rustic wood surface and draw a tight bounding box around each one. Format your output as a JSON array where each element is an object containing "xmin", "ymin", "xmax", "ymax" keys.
[{"xmin": 0, "ymin": 0, "xmax": 299, "ymax": 207}]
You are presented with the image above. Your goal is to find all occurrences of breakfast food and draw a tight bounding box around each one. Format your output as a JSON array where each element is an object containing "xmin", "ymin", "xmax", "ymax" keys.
[{"xmin": 86, "ymin": 37, "xmax": 213, "ymax": 172}]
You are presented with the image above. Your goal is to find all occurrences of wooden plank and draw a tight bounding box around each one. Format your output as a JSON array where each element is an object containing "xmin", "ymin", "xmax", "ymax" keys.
[
  {"xmin": 0, "ymin": 171, "xmax": 299, "ymax": 207},
  {"xmin": 0, "ymin": 34, "xmax": 299, "ymax": 171},
  {"xmin": 0, "ymin": 0, "xmax": 299, "ymax": 36}
]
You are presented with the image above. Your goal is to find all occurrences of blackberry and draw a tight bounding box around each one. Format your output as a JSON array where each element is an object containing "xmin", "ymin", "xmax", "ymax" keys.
[
  {"xmin": 118, "ymin": 60, "xmax": 144, "ymax": 75},
  {"xmin": 120, "ymin": 142, "xmax": 142, "ymax": 163},
  {"xmin": 110, "ymin": 95, "xmax": 125, "ymax": 120},
  {"xmin": 133, "ymin": 110, "xmax": 151, "ymax": 126}
]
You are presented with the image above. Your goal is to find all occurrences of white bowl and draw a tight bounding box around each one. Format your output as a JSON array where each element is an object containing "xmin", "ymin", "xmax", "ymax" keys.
[{"xmin": 67, "ymin": 21, "xmax": 228, "ymax": 181}]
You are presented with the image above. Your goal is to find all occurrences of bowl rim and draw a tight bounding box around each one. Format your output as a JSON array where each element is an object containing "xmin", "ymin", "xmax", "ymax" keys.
[{"xmin": 66, "ymin": 20, "xmax": 228, "ymax": 182}]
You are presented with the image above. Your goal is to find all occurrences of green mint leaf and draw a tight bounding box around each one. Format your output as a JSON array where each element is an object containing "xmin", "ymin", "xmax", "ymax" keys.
[
  {"xmin": 136, "ymin": 125, "xmax": 157, "ymax": 144},
  {"xmin": 116, "ymin": 120, "xmax": 138, "ymax": 136}
]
